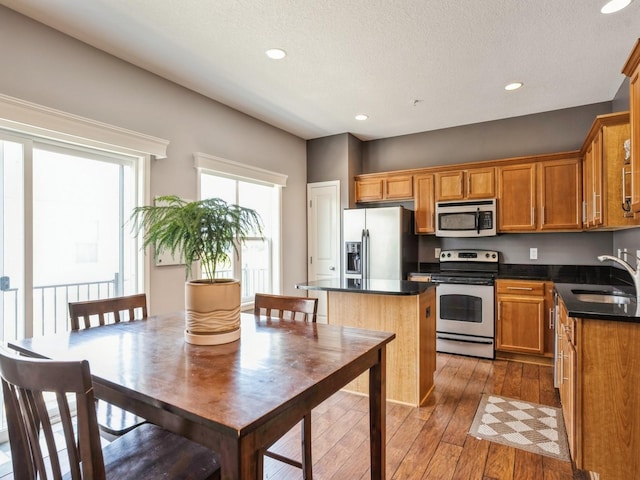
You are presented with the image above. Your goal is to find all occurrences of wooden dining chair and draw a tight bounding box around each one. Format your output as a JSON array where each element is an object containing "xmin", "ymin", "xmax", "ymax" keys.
[
  {"xmin": 68, "ymin": 293, "xmax": 148, "ymax": 330},
  {"xmin": 254, "ymin": 293, "xmax": 318, "ymax": 479},
  {"xmin": 68, "ymin": 293, "xmax": 148, "ymax": 437},
  {"xmin": 0, "ymin": 346, "xmax": 221, "ymax": 480}
]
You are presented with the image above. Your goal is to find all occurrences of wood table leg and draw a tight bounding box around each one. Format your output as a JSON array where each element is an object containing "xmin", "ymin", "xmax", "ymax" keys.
[{"xmin": 369, "ymin": 345, "xmax": 386, "ymax": 480}]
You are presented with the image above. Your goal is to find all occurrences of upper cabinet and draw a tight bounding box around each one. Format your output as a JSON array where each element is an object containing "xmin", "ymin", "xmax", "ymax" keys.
[
  {"xmin": 435, "ymin": 167, "xmax": 495, "ymax": 201},
  {"xmin": 498, "ymin": 155, "xmax": 582, "ymax": 232},
  {"xmin": 580, "ymin": 112, "xmax": 637, "ymax": 230},
  {"xmin": 414, "ymin": 173, "xmax": 435, "ymax": 234},
  {"xmin": 622, "ymin": 39, "xmax": 640, "ymax": 215},
  {"xmin": 355, "ymin": 172, "xmax": 413, "ymax": 203}
]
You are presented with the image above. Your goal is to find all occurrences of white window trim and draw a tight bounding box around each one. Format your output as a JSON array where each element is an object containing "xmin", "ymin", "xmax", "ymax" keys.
[
  {"xmin": 0, "ymin": 93, "xmax": 169, "ymax": 159},
  {"xmin": 194, "ymin": 152, "xmax": 287, "ymax": 187},
  {"xmin": 195, "ymin": 153, "xmax": 285, "ymax": 297}
]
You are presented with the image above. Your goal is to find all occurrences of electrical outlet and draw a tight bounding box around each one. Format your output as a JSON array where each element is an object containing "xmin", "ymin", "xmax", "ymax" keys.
[
  {"xmin": 529, "ymin": 247, "xmax": 538, "ymax": 260},
  {"xmin": 435, "ymin": 247, "xmax": 441, "ymax": 259}
]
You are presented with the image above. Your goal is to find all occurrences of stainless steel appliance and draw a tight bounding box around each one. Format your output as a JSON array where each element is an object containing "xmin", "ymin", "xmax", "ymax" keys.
[
  {"xmin": 343, "ymin": 206, "xmax": 418, "ymax": 284},
  {"xmin": 435, "ymin": 198, "xmax": 497, "ymax": 237},
  {"xmin": 431, "ymin": 249, "xmax": 498, "ymax": 359}
]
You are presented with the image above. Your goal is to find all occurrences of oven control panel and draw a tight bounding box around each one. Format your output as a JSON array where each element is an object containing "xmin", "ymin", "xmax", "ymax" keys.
[{"xmin": 439, "ymin": 249, "xmax": 498, "ymax": 263}]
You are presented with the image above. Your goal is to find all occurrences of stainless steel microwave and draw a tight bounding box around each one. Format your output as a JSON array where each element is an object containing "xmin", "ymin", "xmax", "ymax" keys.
[{"xmin": 435, "ymin": 199, "xmax": 497, "ymax": 237}]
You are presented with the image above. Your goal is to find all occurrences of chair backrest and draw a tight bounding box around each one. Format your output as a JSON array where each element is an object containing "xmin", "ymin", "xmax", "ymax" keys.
[
  {"xmin": 68, "ymin": 293, "xmax": 148, "ymax": 330},
  {"xmin": 0, "ymin": 346, "xmax": 106, "ymax": 479},
  {"xmin": 254, "ymin": 293, "xmax": 318, "ymax": 322}
]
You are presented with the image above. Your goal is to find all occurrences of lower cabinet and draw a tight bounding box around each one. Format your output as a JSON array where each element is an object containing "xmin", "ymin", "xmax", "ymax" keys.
[
  {"xmin": 557, "ymin": 297, "xmax": 640, "ymax": 479},
  {"xmin": 495, "ymin": 279, "xmax": 545, "ymax": 355}
]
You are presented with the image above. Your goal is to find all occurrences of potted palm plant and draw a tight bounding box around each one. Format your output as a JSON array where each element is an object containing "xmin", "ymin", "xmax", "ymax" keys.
[{"xmin": 131, "ymin": 195, "xmax": 262, "ymax": 345}]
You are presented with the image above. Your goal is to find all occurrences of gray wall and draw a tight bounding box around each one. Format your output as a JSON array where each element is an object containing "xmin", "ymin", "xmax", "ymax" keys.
[
  {"xmin": 419, "ymin": 232, "xmax": 614, "ymax": 266},
  {"xmin": 362, "ymin": 102, "xmax": 612, "ymax": 173},
  {"xmin": 0, "ymin": 6, "xmax": 308, "ymax": 314},
  {"xmin": 612, "ymin": 77, "xmax": 630, "ymax": 113},
  {"xmin": 307, "ymin": 133, "xmax": 362, "ymax": 209}
]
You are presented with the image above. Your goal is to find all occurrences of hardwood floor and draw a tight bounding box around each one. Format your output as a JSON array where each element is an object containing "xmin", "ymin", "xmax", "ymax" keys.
[
  {"xmin": 0, "ymin": 353, "xmax": 578, "ymax": 479},
  {"xmin": 264, "ymin": 353, "xmax": 576, "ymax": 480}
]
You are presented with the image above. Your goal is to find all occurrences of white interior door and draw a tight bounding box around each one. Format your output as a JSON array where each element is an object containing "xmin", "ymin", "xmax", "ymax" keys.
[{"xmin": 307, "ymin": 181, "xmax": 340, "ymax": 323}]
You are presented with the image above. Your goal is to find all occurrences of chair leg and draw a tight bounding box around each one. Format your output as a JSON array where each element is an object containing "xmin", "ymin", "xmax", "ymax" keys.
[{"xmin": 301, "ymin": 413, "xmax": 312, "ymax": 480}]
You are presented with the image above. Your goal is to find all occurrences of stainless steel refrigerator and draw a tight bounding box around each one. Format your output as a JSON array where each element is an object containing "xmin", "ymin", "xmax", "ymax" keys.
[{"xmin": 343, "ymin": 206, "xmax": 418, "ymax": 282}]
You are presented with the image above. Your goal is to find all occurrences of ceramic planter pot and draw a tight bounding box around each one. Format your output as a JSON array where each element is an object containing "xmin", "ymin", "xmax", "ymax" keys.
[{"xmin": 184, "ymin": 279, "xmax": 241, "ymax": 345}]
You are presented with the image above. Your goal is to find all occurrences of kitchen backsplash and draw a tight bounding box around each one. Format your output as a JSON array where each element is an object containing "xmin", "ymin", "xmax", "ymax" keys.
[{"xmin": 418, "ymin": 230, "xmax": 618, "ymax": 265}]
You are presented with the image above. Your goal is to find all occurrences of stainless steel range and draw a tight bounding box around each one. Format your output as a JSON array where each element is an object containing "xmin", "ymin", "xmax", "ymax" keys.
[{"xmin": 431, "ymin": 249, "xmax": 498, "ymax": 359}]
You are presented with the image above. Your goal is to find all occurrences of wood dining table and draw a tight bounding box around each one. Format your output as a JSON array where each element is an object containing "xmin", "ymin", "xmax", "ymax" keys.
[{"xmin": 8, "ymin": 312, "xmax": 395, "ymax": 480}]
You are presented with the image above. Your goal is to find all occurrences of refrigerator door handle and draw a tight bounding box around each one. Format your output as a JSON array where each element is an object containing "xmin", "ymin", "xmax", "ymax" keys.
[
  {"xmin": 363, "ymin": 229, "xmax": 370, "ymax": 281},
  {"xmin": 361, "ymin": 229, "xmax": 366, "ymax": 280}
]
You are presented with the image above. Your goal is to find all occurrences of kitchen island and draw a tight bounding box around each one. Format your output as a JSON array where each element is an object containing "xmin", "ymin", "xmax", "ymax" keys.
[{"xmin": 297, "ymin": 278, "xmax": 436, "ymax": 406}]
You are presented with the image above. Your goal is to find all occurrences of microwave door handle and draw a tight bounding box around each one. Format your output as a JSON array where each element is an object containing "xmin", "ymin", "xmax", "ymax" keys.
[{"xmin": 476, "ymin": 208, "xmax": 480, "ymax": 234}]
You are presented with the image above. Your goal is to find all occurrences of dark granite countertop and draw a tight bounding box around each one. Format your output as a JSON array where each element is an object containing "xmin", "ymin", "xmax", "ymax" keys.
[
  {"xmin": 414, "ymin": 263, "xmax": 632, "ymax": 285},
  {"xmin": 296, "ymin": 278, "xmax": 435, "ymax": 296},
  {"xmin": 554, "ymin": 283, "xmax": 640, "ymax": 323}
]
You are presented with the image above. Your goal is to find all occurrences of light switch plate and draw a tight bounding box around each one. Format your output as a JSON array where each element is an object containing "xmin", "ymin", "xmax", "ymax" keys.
[
  {"xmin": 435, "ymin": 247, "xmax": 441, "ymax": 258},
  {"xmin": 529, "ymin": 247, "xmax": 538, "ymax": 260}
]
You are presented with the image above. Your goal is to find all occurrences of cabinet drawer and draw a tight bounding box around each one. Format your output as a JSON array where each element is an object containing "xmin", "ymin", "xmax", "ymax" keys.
[{"xmin": 496, "ymin": 280, "xmax": 545, "ymax": 296}]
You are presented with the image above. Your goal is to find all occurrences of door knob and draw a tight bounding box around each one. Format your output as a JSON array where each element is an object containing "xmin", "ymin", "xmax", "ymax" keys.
[{"xmin": 329, "ymin": 266, "xmax": 335, "ymax": 270}]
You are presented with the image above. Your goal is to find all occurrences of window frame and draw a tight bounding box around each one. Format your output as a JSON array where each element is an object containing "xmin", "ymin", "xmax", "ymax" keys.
[{"xmin": 195, "ymin": 152, "xmax": 286, "ymax": 306}]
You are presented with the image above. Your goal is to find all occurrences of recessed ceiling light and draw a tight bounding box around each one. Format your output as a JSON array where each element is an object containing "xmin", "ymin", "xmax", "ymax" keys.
[
  {"xmin": 601, "ymin": 0, "xmax": 632, "ymax": 14},
  {"xmin": 504, "ymin": 82, "xmax": 523, "ymax": 91},
  {"xmin": 355, "ymin": 114, "xmax": 369, "ymax": 121},
  {"xmin": 265, "ymin": 48, "xmax": 286, "ymax": 60}
]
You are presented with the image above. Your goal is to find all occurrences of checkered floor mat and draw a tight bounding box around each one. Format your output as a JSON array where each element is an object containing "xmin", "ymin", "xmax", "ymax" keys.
[{"xmin": 469, "ymin": 394, "xmax": 570, "ymax": 461}]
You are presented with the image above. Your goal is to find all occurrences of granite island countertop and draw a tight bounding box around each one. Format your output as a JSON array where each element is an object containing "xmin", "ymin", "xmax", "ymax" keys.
[{"xmin": 296, "ymin": 278, "xmax": 435, "ymax": 296}]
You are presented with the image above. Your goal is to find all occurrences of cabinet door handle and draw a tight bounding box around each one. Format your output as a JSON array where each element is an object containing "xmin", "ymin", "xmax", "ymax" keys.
[
  {"xmin": 593, "ymin": 192, "xmax": 601, "ymax": 218},
  {"xmin": 497, "ymin": 301, "xmax": 501, "ymax": 321},
  {"xmin": 507, "ymin": 286, "xmax": 533, "ymax": 291},
  {"xmin": 549, "ymin": 308, "xmax": 554, "ymax": 329}
]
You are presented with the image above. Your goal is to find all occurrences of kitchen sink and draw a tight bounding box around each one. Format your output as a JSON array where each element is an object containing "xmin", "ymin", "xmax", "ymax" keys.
[{"xmin": 572, "ymin": 291, "xmax": 635, "ymax": 304}]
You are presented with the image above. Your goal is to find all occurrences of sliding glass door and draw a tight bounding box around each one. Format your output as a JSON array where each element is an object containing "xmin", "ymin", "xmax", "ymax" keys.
[{"xmin": 0, "ymin": 131, "xmax": 143, "ymax": 441}]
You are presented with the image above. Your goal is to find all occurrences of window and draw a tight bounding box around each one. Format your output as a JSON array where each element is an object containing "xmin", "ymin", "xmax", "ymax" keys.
[
  {"xmin": 196, "ymin": 153, "xmax": 286, "ymax": 305},
  {"xmin": 0, "ymin": 94, "xmax": 165, "ymax": 442},
  {"xmin": 1, "ymin": 134, "xmax": 144, "ymax": 339}
]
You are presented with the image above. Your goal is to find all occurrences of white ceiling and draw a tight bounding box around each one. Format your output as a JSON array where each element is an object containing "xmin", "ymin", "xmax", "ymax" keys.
[{"xmin": 2, "ymin": 0, "xmax": 639, "ymax": 141}]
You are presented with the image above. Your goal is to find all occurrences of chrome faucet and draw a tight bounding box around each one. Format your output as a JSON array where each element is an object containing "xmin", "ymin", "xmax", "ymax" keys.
[{"xmin": 598, "ymin": 252, "xmax": 640, "ymax": 301}]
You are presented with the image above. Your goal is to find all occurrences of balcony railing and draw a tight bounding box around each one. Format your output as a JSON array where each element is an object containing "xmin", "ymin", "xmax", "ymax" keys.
[{"xmin": 1, "ymin": 267, "xmax": 268, "ymax": 342}]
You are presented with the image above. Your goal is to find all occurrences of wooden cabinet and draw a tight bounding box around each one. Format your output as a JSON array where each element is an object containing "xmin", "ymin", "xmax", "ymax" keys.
[
  {"xmin": 435, "ymin": 166, "xmax": 495, "ymax": 201},
  {"xmin": 581, "ymin": 112, "xmax": 636, "ymax": 229},
  {"xmin": 622, "ymin": 39, "xmax": 640, "ymax": 214},
  {"xmin": 497, "ymin": 156, "xmax": 582, "ymax": 232},
  {"xmin": 497, "ymin": 163, "xmax": 536, "ymax": 231},
  {"xmin": 495, "ymin": 280, "xmax": 545, "ymax": 355},
  {"xmin": 414, "ymin": 173, "xmax": 435, "ymax": 233},
  {"xmin": 355, "ymin": 173, "xmax": 413, "ymax": 202},
  {"xmin": 556, "ymin": 297, "xmax": 640, "ymax": 479},
  {"xmin": 557, "ymin": 298, "xmax": 576, "ymax": 456}
]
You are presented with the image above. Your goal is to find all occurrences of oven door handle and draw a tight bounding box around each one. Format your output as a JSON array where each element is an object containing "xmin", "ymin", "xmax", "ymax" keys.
[{"xmin": 436, "ymin": 335, "xmax": 494, "ymax": 345}]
